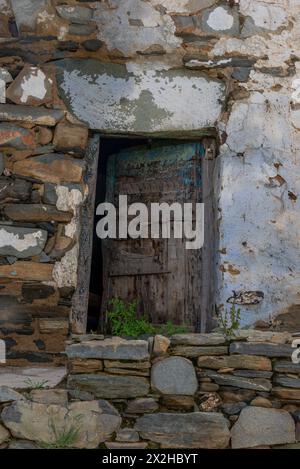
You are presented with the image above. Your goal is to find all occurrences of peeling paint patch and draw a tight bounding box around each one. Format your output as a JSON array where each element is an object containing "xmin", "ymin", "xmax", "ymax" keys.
[
  {"xmin": 55, "ymin": 59, "xmax": 225, "ymax": 135},
  {"xmin": 0, "ymin": 226, "xmax": 47, "ymax": 258},
  {"xmin": 207, "ymin": 6, "xmax": 234, "ymax": 31}
]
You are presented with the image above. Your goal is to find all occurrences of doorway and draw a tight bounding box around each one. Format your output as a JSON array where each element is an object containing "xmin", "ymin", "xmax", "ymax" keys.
[{"xmin": 86, "ymin": 137, "xmax": 217, "ymax": 333}]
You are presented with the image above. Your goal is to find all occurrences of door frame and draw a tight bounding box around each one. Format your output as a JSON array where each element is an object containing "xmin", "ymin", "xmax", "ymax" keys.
[{"xmin": 71, "ymin": 133, "xmax": 218, "ymax": 334}]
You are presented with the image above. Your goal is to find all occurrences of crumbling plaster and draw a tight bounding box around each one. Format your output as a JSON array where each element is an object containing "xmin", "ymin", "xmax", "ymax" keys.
[{"xmin": 51, "ymin": 0, "xmax": 300, "ymax": 326}]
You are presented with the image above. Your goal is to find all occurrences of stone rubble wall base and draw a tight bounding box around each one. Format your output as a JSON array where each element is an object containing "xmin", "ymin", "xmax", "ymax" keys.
[{"xmin": 0, "ymin": 331, "xmax": 300, "ymax": 449}]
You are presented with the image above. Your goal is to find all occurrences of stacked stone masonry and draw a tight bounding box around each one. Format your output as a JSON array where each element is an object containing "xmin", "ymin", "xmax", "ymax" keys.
[
  {"xmin": 0, "ymin": 331, "xmax": 299, "ymax": 449},
  {"xmin": 0, "ymin": 1, "xmax": 299, "ymax": 361}
]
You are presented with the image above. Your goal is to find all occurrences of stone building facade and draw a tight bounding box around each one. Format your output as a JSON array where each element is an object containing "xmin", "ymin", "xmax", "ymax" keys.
[{"xmin": 0, "ymin": 0, "xmax": 299, "ymax": 364}]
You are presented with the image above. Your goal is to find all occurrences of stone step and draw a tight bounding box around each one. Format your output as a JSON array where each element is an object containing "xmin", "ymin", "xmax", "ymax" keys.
[{"xmin": 0, "ymin": 366, "xmax": 67, "ymax": 389}]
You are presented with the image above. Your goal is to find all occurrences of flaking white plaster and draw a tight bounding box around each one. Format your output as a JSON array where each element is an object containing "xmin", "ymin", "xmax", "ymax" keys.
[{"xmin": 207, "ymin": 6, "xmax": 235, "ymax": 31}]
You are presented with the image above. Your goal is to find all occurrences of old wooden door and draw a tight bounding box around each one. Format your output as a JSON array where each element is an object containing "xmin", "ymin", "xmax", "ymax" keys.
[{"xmin": 101, "ymin": 141, "xmax": 206, "ymax": 331}]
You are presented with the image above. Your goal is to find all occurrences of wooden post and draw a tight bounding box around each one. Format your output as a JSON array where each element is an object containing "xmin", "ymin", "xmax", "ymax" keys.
[
  {"xmin": 71, "ymin": 134, "xmax": 100, "ymax": 334},
  {"xmin": 200, "ymin": 138, "xmax": 217, "ymax": 332}
]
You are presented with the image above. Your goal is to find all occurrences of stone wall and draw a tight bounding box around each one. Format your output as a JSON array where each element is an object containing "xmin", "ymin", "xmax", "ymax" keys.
[
  {"xmin": 0, "ymin": 330, "xmax": 300, "ymax": 449},
  {"xmin": 0, "ymin": 0, "xmax": 300, "ymax": 362}
]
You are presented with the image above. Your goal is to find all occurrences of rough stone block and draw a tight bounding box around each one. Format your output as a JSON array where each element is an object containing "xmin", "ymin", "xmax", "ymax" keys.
[
  {"xmin": 66, "ymin": 337, "xmax": 149, "ymax": 361},
  {"xmin": 151, "ymin": 356, "xmax": 198, "ymax": 395}
]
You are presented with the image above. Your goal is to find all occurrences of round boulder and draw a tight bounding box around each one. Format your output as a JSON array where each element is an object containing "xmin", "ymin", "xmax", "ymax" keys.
[{"xmin": 151, "ymin": 356, "xmax": 198, "ymax": 395}]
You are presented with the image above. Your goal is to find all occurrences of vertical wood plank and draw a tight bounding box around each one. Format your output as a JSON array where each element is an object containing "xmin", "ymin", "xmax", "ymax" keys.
[
  {"xmin": 200, "ymin": 138, "xmax": 217, "ymax": 332},
  {"xmin": 71, "ymin": 134, "xmax": 100, "ymax": 334}
]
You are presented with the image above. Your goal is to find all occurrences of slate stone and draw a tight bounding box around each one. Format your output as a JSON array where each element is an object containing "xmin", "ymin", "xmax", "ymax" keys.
[
  {"xmin": 161, "ymin": 395, "xmax": 195, "ymax": 411},
  {"xmin": 6, "ymin": 65, "xmax": 53, "ymax": 106},
  {"xmin": 0, "ymin": 104, "xmax": 64, "ymax": 126},
  {"xmin": 205, "ymin": 371, "xmax": 272, "ymax": 392},
  {"xmin": 55, "ymin": 59, "xmax": 225, "ymax": 136},
  {"xmin": 197, "ymin": 354, "xmax": 272, "ymax": 371},
  {"xmin": 29, "ymin": 389, "xmax": 68, "ymax": 406},
  {"xmin": 273, "ymin": 374, "xmax": 300, "ymax": 389},
  {"xmin": 125, "ymin": 397, "xmax": 159, "ymax": 414},
  {"xmin": 10, "ymin": 0, "xmax": 47, "ymax": 32},
  {"xmin": 231, "ymin": 407, "xmax": 295, "ymax": 448},
  {"xmin": 2, "ymin": 399, "xmax": 121, "ymax": 448},
  {"xmin": 69, "ymin": 23, "xmax": 97, "ymax": 36},
  {"xmin": 53, "ymin": 122, "xmax": 88, "ymax": 152},
  {"xmin": 232, "ymin": 370, "xmax": 273, "ymax": 379},
  {"xmin": 4, "ymin": 204, "xmax": 73, "ymax": 223},
  {"xmin": 0, "ymin": 423, "xmax": 10, "ymax": 444},
  {"xmin": 68, "ymin": 373, "xmax": 150, "ymax": 399},
  {"xmin": 0, "ymin": 123, "xmax": 35, "ymax": 149},
  {"xmin": 201, "ymin": 5, "xmax": 240, "ymax": 36},
  {"xmin": 0, "ymin": 366, "xmax": 67, "ymax": 389},
  {"xmin": 66, "ymin": 337, "xmax": 149, "ymax": 361},
  {"xmin": 135, "ymin": 412, "xmax": 230, "ymax": 448},
  {"xmin": 56, "ymin": 5, "xmax": 93, "ymax": 23},
  {"xmin": 272, "ymin": 387, "xmax": 300, "ymax": 400},
  {"xmin": 82, "ymin": 39, "xmax": 103, "ymax": 51},
  {"xmin": 221, "ymin": 402, "xmax": 247, "ymax": 415},
  {"xmin": 0, "ymin": 225, "xmax": 47, "ymax": 259},
  {"xmin": 42, "ymin": 183, "xmax": 58, "ymax": 205},
  {"xmin": 273, "ymin": 360, "xmax": 300, "ymax": 374},
  {"xmin": 13, "ymin": 154, "xmax": 84, "ymax": 184},
  {"xmin": 230, "ymin": 342, "xmax": 293, "ymax": 358},
  {"xmin": 0, "ymin": 152, "xmax": 3, "ymax": 175},
  {"xmin": 8, "ymin": 440, "xmax": 39, "ymax": 449},
  {"xmin": 171, "ymin": 345, "xmax": 228, "ymax": 358},
  {"xmin": 171, "ymin": 333, "xmax": 226, "ymax": 346},
  {"xmin": 116, "ymin": 428, "xmax": 139, "ymax": 443},
  {"xmin": 0, "ymin": 386, "xmax": 24, "ymax": 403},
  {"xmin": 151, "ymin": 356, "xmax": 198, "ymax": 396},
  {"xmin": 232, "ymin": 67, "xmax": 251, "ymax": 82},
  {"xmin": 0, "ymin": 177, "xmax": 31, "ymax": 203}
]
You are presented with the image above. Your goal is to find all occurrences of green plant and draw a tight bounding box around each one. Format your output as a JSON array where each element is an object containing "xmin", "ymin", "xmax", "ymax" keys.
[
  {"xmin": 107, "ymin": 298, "xmax": 189, "ymax": 338},
  {"xmin": 218, "ymin": 304, "xmax": 241, "ymax": 339},
  {"xmin": 107, "ymin": 298, "xmax": 155, "ymax": 337},
  {"xmin": 24, "ymin": 378, "xmax": 49, "ymax": 389},
  {"xmin": 41, "ymin": 415, "xmax": 83, "ymax": 449},
  {"xmin": 157, "ymin": 320, "xmax": 188, "ymax": 336}
]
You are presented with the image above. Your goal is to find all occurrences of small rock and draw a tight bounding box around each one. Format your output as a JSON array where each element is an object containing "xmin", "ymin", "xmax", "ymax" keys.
[
  {"xmin": 2, "ymin": 399, "xmax": 121, "ymax": 448},
  {"xmin": 8, "ymin": 440, "xmax": 39, "ymax": 449},
  {"xmin": 105, "ymin": 442, "xmax": 147, "ymax": 449},
  {"xmin": 69, "ymin": 358, "xmax": 103, "ymax": 374},
  {"xmin": 126, "ymin": 397, "xmax": 159, "ymax": 414},
  {"xmin": 13, "ymin": 154, "xmax": 84, "ymax": 184},
  {"xmin": 250, "ymin": 397, "xmax": 273, "ymax": 408},
  {"xmin": 293, "ymin": 410, "xmax": 300, "ymax": 422},
  {"xmin": 29, "ymin": 389, "xmax": 68, "ymax": 406},
  {"xmin": 53, "ymin": 122, "xmax": 88, "ymax": 153},
  {"xmin": 116, "ymin": 428, "xmax": 139, "ymax": 443},
  {"xmin": 10, "ymin": 0, "xmax": 48, "ymax": 32},
  {"xmin": 205, "ymin": 371, "xmax": 272, "ymax": 392},
  {"xmin": 199, "ymin": 393, "xmax": 221, "ymax": 412},
  {"xmin": 273, "ymin": 361, "xmax": 300, "ymax": 374},
  {"xmin": 68, "ymin": 389, "xmax": 95, "ymax": 401},
  {"xmin": 171, "ymin": 345, "xmax": 228, "ymax": 358},
  {"xmin": 151, "ymin": 356, "xmax": 198, "ymax": 396},
  {"xmin": 0, "ymin": 366, "xmax": 66, "ymax": 389},
  {"xmin": 198, "ymin": 354, "xmax": 272, "ymax": 371},
  {"xmin": 152, "ymin": 335, "xmax": 170, "ymax": 356},
  {"xmin": 135, "ymin": 412, "xmax": 230, "ymax": 449},
  {"xmin": 161, "ymin": 395, "xmax": 195, "ymax": 411},
  {"xmin": 272, "ymin": 387, "xmax": 300, "ymax": 400},
  {"xmin": 68, "ymin": 373, "xmax": 150, "ymax": 399},
  {"xmin": 220, "ymin": 389, "xmax": 256, "ymax": 403},
  {"xmin": 82, "ymin": 39, "xmax": 103, "ymax": 51},
  {"xmin": 0, "ymin": 386, "xmax": 24, "ymax": 403},
  {"xmin": 0, "ymin": 104, "xmax": 64, "ymax": 126},
  {"xmin": 0, "ymin": 123, "xmax": 35, "ymax": 149},
  {"xmin": 4, "ymin": 204, "xmax": 73, "ymax": 223},
  {"xmin": 69, "ymin": 23, "xmax": 97, "ymax": 36},
  {"xmin": 230, "ymin": 342, "xmax": 293, "ymax": 358},
  {"xmin": 231, "ymin": 407, "xmax": 296, "ymax": 448},
  {"xmin": 198, "ymin": 382, "xmax": 219, "ymax": 392},
  {"xmin": 171, "ymin": 333, "xmax": 226, "ymax": 346},
  {"xmin": 56, "ymin": 5, "xmax": 93, "ymax": 23},
  {"xmin": 7, "ymin": 66, "xmax": 53, "ymax": 106},
  {"xmin": 0, "ymin": 225, "xmax": 47, "ymax": 259},
  {"xmin": 221, "ymin": 402, "xmax": 247, "ymax": 415},
  {"xmin": 0, "ymin": 424, "xmax": 10, "ymax": 444},
  {"xmin": 274, "ymin": 374, "xmax": 300, "ymax": 389}
]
